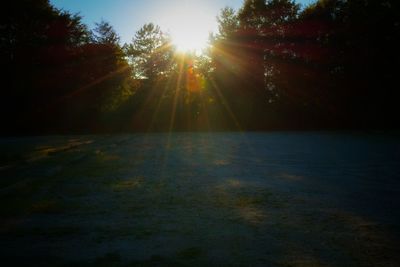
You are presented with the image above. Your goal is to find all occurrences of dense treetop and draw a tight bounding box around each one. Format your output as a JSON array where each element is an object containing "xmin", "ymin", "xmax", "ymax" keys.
[{"xmin": 1, "ymin": 0, "xmax": 399, "ymax": 134}]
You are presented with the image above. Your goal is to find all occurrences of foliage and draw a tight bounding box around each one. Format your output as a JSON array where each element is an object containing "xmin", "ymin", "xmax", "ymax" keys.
[
  {"xmin": 124, "ymin": 23, "xmax": 174, "ymax": 80},
  {"xmin": 207, "ymin": 0, "xmax": 400, "ymax": 130},
  {"xmin": 1, "ymin": 0, "xmax": 399, "ymax": 133},
  {"xmin": 0, "ymin": 0, "xmax": 133, "ymax": 133},
  {"xmin": 91, "ymin": 20, "xmax": 120, "ymax": 45},
  {"xmin": 216, "ymin": 7, "xmax": 240, "ymax": 38}
]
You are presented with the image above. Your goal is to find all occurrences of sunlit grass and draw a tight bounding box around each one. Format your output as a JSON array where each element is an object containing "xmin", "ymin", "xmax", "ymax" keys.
[{"xmin": 112, "ymin": 177, "xmax": 143, "ymax": 191}]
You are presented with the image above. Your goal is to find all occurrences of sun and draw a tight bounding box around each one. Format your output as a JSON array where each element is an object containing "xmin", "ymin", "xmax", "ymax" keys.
[
  {"xmin": 171, "ymin": 25, "xmax": 208, "ymax": 53},
  {"xmin": 155, "ymin": 2, "xmax": 215, "ymax": 53}
]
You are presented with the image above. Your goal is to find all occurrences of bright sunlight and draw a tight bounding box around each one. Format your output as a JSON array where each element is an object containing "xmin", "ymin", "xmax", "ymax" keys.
[
  {"xmin": 171, "ymin": 23, "xmax": 208, "ymax": 52},
  {"xmin": 155, "ymin": 1, "xmax": 216, "ymax": 53}
]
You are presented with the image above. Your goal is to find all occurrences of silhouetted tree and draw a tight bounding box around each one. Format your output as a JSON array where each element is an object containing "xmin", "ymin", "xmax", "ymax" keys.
[
  {"xmin": 0, "ymin": 0, "xmax": 136, "ymax": 133},
  {"xmin": 91, "ymin": 20, "xmax": 120, "ymax": 45},
  {"xmin": 2, "ymin": 0, "xmax": 399, "ymax": 133},
  {"xmin": 216, "ymin": 7, "xmax": 240, "ymax": 39},
  {"xmin": 124, "ymin": 23, "xmax": 174, "ymax": 80},
  {"xmin": 209, "ymin": 0, "xmax": 399, "ymax": 129}
]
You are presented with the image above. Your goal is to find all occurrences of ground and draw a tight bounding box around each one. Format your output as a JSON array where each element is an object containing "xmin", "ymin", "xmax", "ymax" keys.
[{"xmin": 1, "ymin": 132, "xmax": 399, "ymax": 266}]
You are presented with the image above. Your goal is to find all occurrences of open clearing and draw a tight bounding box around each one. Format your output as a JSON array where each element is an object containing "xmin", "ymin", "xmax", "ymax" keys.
[{"xmin": 1, "ymin": 132, "xmax": 399, "ymax": 266}]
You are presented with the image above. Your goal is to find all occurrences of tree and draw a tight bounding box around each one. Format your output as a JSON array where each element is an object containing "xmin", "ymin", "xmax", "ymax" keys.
[
  {"xmin": 0, "ymin": 0, "xmax": 136, "ymax": 133},
  {"xmin": 238, "ymin": 0, "xmax": 267, "ymax": 31},
  {"xmin": 296, "ymin": 0, "xmax": 400, "ymax": 128},
  {"xmin": 0, "ymin": 0, "xmax": 93, "ymax": 132},
  {"xmin": 91, "ymin": 20, "xmax": 120, "ymax": 45},
  {"xmin": 216, "ymin": 7, "xmax": 240, "ymax": 39},
  {"xmin": 124, "ymin": 23, "xmax": 174, "ymax": 79}
]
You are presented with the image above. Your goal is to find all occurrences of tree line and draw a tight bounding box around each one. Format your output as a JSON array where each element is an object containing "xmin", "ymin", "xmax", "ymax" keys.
[{"xmin": 1, "ymin": 0, "xmax": 399, "ymax": 134}]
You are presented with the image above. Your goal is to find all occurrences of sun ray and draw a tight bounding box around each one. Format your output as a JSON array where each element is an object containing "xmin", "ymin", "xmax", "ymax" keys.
[
  {"xmin": 208, "ymin": 76, "xmax": 242, "ymax": 131},
  {"xmin": 168, "ymin": 54, "xmax": 186, "ymax": 133},
  {"xmin": 143, "ymin": 52, "xmax": 178, "ymax": 132}
]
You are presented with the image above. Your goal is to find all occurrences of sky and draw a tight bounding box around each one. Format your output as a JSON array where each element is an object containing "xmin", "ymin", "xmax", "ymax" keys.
[{"xmin": 50, "ymin": 0, "xmax": 315, "ymax": 45}]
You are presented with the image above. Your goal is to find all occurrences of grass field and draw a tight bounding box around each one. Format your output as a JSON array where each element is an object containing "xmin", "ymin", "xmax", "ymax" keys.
[{"xmin": 1, "ymin": 133, "xmax": 399, "ymax": 266}]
